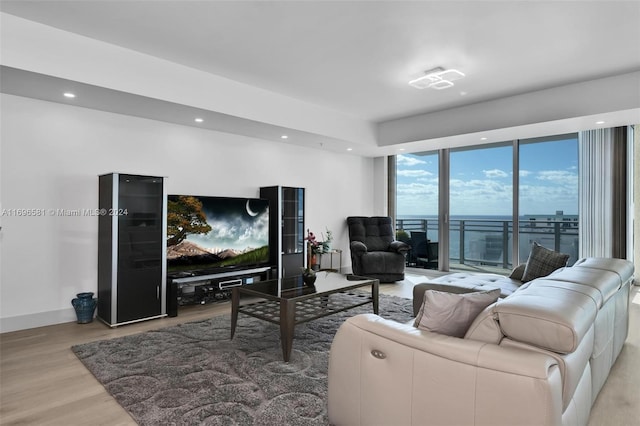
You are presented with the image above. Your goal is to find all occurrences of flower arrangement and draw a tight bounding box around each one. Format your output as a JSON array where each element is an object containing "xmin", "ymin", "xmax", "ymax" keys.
[
  {"xmin": 306, "ymin": 229, "xmax": 333, "ymax": 255},
  {"xmin": 304, "ymin": 228, "xmax": 333, "ymax": 273}
]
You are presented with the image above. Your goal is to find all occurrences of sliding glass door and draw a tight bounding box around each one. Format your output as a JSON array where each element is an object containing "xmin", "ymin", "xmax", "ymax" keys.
[
  {"xmin": 395, "ymin": 152, "xmax": 439, "ymax": 269},
  {"xmin": 449, "ymin": 143, "xmax": 513, "ymax": 273},
  {"xmin": 518, "ymin": 135, "xmax": 579, "ymax": 265}
]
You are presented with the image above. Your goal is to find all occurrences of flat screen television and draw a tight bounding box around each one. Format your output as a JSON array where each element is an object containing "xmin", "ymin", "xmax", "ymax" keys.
[{"xmin": 166, "ymin": 195, "xmax": 270, "ymax": 274}]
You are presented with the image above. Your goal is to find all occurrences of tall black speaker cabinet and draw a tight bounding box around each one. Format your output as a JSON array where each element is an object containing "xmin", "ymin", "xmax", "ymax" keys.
[
  {"xmin": 260, "ymin": 186, "xmax": 305, "ymax": 278},
  {"xmin": 97, "ymin": 173, "xmax": 167, "ymax": 327}
]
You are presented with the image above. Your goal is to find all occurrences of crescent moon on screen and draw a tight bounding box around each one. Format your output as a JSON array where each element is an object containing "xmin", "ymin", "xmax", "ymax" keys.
[{"xmin": 246, "ymin": 200, "xmax": 259, "ymax": 217}]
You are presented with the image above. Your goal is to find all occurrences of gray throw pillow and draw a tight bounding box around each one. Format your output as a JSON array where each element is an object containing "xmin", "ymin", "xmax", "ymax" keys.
[
  {"xmin": 509, "ymin": 263, "xmax": 527, "ymax": 281},
  {"xmin": 521, "ymin": 242, "xmax": 570, "ymax": 283},
  {"xmin": 414, "ymin": 288, "xmax": 501, "ymax": 338}
]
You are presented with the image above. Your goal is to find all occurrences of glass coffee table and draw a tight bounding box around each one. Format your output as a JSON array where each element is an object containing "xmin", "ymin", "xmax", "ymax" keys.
[{"xmin": 230, "ymin": 272, "xmax": 379, "ymax": 362}]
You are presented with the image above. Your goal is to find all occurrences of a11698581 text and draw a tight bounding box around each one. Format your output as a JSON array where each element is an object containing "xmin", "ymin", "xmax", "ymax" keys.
[{"xmin": 1, "ymin": 208, "xmax": 129, "ymax": 217}]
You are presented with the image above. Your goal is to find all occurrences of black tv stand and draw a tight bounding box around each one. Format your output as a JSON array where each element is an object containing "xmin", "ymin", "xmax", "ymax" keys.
[{"xmin": 167, "ymin": 266, "xmax": 273, "ymax": 314}]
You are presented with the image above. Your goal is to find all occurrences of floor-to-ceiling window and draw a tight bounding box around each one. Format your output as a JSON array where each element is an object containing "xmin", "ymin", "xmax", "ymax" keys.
[
  {"xmin": 450, "ymin": 143, "xmax": 513, "ymax": 272},
  {"xmin": 395, "ymin": 151, "xmax": 439, "ymax": 269},
  {"xmin": 519, "ymin": 135, "xmax": 579, "ymax": 265},
  {"xmin": 393, "ymin": 133, "xmax": 580, "ymax": 274}
]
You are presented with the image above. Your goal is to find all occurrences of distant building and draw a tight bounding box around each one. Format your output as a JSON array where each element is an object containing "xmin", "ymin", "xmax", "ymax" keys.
[{"xmin": 522, "ymin": 210, "xmax": 578, "ymax": 229}]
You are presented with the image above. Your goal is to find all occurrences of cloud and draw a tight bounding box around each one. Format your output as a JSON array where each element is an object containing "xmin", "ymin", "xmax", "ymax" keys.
[
  {"xmin": 483, "ymin": 169, "xmax": 508, "ymax": 178},
  {"xmin": 450, "ymin": 178, "xmax": 511, "ymax": 196},
  {"xmin": 519, "ymin": 184, "xmax": 578, "ymax": 214},
  {"xmin": 446, "ymin": 178, "xmax": 513, "ymax": 215},
  {"xmin": 397, "ymin": 169, "xmax": 433, "ymax": 178},
  {"xmin": 397, "ymin": 154, "xmax": 427, "ymax": 166},
  {"xmin": 396, "ymin": 182, "xmax": 439, "ymax": 216},
  {"xmin": 520, "ymin": 170, "xmax": 533, "ymax": 177},
  {"xmin": 537, "ymin": 170, "xmax": 576, "ymax": 183},
  {"xmin": 397, "ymin": 182, "xmax": 438, "ymax": 196}
]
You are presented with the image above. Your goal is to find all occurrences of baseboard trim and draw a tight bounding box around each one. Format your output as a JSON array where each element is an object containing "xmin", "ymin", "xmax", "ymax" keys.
[{"xmin": 0, "ymin": 307, "xmax": 77, "ymax": 333}]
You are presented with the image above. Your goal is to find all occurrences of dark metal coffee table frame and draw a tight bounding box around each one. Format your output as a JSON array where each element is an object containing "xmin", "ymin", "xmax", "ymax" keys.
[{"xmin": 230, "ymin": 274, "xmax": 379, "ymax": 362}]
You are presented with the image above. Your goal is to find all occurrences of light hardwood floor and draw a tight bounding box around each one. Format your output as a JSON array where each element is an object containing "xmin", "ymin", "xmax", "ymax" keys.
[{"xmin": 1, "ymin": 274, "xmax": 638, "ymax": 425}]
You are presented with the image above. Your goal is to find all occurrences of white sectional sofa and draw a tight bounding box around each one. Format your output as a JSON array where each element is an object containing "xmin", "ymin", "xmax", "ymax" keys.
[{"xmin": 328, "ymin": 257, "xmax": 634, "ymax": 426}]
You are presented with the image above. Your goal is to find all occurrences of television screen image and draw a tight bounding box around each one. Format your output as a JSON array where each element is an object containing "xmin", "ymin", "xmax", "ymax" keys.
[{"xmin": 167, "ymin": 195, "xmax": 270, "ymax": 273}]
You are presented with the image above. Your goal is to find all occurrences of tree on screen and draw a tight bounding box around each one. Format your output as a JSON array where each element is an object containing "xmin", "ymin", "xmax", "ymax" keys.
[{"xmin": 167, "ymin": 196, "xmax": 211, "ymax": 246}]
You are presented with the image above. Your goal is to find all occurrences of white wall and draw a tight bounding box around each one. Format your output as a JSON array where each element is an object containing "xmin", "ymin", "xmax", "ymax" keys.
[{"xmin": 0, "ymin": 94, "xmax": 377, "ymax": 332}]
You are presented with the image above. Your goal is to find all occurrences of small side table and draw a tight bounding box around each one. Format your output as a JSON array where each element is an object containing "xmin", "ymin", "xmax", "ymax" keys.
[{"xmin": 320, "ymin": 249, "xmax": 342, "ymax": 272}]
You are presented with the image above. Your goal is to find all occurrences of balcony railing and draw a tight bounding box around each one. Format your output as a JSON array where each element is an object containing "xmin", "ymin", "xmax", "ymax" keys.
[{"xmin": 396, "ymin": 217, "xmax": 579, "ymax": 271}]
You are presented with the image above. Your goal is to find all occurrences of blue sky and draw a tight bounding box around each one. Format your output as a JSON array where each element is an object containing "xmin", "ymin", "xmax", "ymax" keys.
[{"xmin": 396, "ymin": 137, "xmax": 579, "ymax": 217}]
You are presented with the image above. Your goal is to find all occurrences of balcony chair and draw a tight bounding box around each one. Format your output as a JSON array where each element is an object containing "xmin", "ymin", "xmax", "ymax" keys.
[
  {"xmin": 415, "ymin": 240, "xmax": 439, "ymax": 269},
  {"xmin": 408, "ymin": 231, "xmax": 427, "ymax": 265},
  {"xmin": 346, "ymin": 216, "xmax": 410, "ymax": 282}
]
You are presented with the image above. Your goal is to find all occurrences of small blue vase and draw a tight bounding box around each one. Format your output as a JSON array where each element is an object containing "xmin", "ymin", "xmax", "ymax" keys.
[{"xmin": 72, "ymin": 292, "xmax": 97, "ymax": 324}]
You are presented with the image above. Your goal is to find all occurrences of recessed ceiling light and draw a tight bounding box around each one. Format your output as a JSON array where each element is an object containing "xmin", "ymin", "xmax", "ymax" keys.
[
  {"xmin": 596, "ymin": 121, "xmax": 605, "ymax": 124},
  {"xmin": 281, "ymin": 135, "xmax": 288, "ymax": 139},
  {"xmin": 63, "ymin": 92, "xmax": 76, "ymax": 98},
  {"xmin": 347, "ymin": 148, "xmax": 353, "ymax": 151},
  {"xmin": 194, "ymin": 118, "xmax": 204, "ymax": 123},
  {"xmin": 480, "ymin": 137, "xmax": 488, "ymax": 141}
]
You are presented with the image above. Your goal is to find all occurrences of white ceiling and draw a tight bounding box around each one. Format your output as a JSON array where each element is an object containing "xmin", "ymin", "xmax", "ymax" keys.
[{"xmin": 1, "ymin": 0, "xmax": 640, "ymax": 154}]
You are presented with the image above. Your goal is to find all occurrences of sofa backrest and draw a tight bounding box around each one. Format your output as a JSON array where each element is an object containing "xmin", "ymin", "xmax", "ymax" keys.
[
  {"xmin": 544, "ymin": 267, "xmax": 622, "ymax": 307},
  {"xmin": 464, "ymin": 278, "xmax": 598, "ymax": 351},
  {"xmin": 573, "ymin": 257, "xmax": 635, "ymax": 284},
  {"xmin": 494, "ymin": 284, "xmax": 597, "ymax": 353},
  {"xmin": 466, "ymin": 257, "xmax": 633, "ymax": 351}
]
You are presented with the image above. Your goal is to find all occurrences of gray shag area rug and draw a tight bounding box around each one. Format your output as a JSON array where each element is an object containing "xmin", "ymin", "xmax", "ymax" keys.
[{"xmin": 72, "ymin": 293, "xmax": 414, "ymax": 425}]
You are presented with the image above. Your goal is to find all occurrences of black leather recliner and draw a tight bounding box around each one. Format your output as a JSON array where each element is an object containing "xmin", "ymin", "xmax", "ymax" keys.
[{"xmin": 347, "ymin": 216, "xmax": 410, "ymax": 282}]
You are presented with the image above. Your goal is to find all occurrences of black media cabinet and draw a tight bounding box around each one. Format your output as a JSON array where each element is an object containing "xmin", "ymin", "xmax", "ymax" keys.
[{"xmin": 167, "ymin": 266, "xmax": 273, "ymax": 315}]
